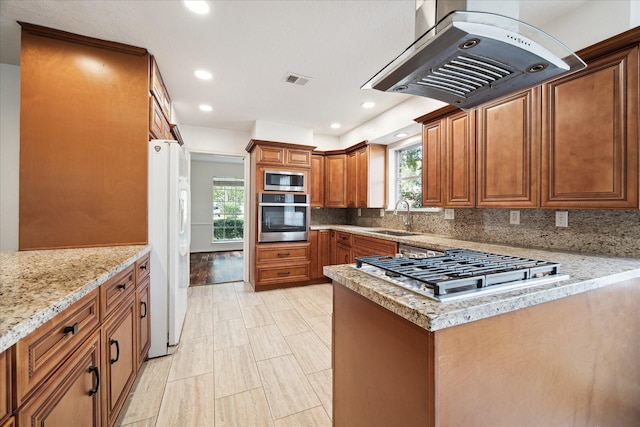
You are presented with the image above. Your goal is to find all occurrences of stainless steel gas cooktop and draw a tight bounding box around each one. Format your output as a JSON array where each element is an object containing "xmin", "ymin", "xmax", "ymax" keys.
[{"xmin": 354, "ymin": 249, "xmax": 570, "ymax": 302}]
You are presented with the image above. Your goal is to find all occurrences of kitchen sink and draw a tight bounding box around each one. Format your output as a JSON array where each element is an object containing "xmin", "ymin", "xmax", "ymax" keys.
[{"xmin": 368, "ymin": 229, "xmax": 418, "ymax": 237}]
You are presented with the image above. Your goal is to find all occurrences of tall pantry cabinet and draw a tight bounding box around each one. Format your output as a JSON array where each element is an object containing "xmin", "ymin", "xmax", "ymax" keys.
[{"xmin": 18, "ymin": 23, "xmax": 150, "ymax": 250}]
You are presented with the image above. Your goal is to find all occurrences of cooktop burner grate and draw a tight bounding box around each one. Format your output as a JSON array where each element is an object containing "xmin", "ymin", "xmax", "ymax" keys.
[{"xmin": 355, "ymin": 249, "xmax": 562, "ymax": 296}]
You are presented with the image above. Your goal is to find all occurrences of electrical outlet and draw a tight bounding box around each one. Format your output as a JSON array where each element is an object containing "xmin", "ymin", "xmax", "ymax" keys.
[
  {"xmin": 556, "ymin": 211, "xmax": 568, "ymax": 227},
  {"xmin": 510, "ymin": 210, "xmax": 520, "ymax": 225},
  {"xmin": 444, "ymin": 209, "xmax": 455, "ymax": 220},
  {"xmin": 379, "ymin": 208, "xmax": 384, "ymax": 217},
  {"xmin": 357, "ymin": 208, "xmax": 361, "ymax": 217}
]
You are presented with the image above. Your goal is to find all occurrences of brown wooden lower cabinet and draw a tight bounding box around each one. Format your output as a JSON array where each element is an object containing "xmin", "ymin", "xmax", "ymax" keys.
[
  {"xmin": 17, "ymin": 329, "xmax": 102, "ymax": 427},
  {"xmin": 102, "ymin": 297, "xmax": 137, "ymax": 427},
  {"xmin": 1, "ymin": 417, "xmax": 14, "ymax": 427},
  {"xmin": 11, "ymin": 257, "xmax": 150, "ymax": 427},
  {"xmin": 0, "ymin": 348, "xmax": 11, "ymax": 426},
  {"xmin": 333, "ymin": 277, "xmax": 640, "ymax": 427}
]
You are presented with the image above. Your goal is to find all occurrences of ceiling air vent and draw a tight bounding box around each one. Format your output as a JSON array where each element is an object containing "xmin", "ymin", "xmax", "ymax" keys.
[{"xmin": 283, "ymin": 72, "xmax": 311, "ymax": 86}]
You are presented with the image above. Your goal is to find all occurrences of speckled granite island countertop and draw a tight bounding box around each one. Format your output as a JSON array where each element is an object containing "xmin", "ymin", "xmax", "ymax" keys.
[
  {"xmin": 320, "ymin": 225, "xmax": 640, "ymax": 332},
  {"xmin": 0, "ymin": 245, "xmax": 150, "ymax": 353}
]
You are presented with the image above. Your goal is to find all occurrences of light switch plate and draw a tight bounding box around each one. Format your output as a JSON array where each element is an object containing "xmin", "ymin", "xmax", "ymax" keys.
[
  {"xmin": 357, "ymin": 208, "xmax": 361, "ymax": 217},
  {"xmin": 556, "ymin": 211, "xmax": 568, "ymax": 227},
  {"xmin": 444, "ymin": 209, "xmax": 455, "ymax": 220},
  {"xmin": 379, "ymin": 208, "xmax": 384, "ymax": 217},
  {"xmin": 510, "ymin": 210, "xmax": 520, "ymax": 225}
]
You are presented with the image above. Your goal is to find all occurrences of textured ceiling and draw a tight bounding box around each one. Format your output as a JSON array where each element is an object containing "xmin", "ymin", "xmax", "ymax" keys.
[{"xmin": 0, "ymin": 0, "xmax": 588, "ymax": 137}]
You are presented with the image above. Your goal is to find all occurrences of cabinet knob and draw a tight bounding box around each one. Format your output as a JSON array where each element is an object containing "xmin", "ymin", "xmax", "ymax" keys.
[
  {"xmin": 139, "ymin": 263, "xmax": 148, "ymax": 270},
  {"xmin": 140, "ymin": 301, "xmax": 147, "ymax": 319},
  {"xmin": 117, "ymin": 283, "xmax": 127, "ymax": 290},
  {"xmin": 64, "ymin": 322, "xmax": 79, "ymax": 336},
  {"xmin": 277, "ymin": 252, "xmax": 290, "ymax": 257},
  {"xmin": 277, "ymin": 271, "xmax": 291, "ymax": 276}
]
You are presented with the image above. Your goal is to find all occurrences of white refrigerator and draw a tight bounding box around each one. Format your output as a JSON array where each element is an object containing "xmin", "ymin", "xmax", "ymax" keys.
[{"xmin": 148, "ymin": 139, "xmax": 190, "ymax": 358}]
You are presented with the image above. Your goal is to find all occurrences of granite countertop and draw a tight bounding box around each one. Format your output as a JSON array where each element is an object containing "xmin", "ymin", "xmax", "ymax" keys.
[
  {"xmin": 0, "ymin": 245, "xmax": 150, "ymax": 353},
  {"xmin": 318, "ymin": 225, "xmax": 640, "ymax": 332}
]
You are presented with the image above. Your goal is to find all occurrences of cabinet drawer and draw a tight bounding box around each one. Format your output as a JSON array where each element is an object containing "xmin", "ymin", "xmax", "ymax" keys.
[
  {"xmin": 352, "ymin": 235, "xmax": 397, "ymax": 257},
  {"xmin": 335, "ymin": 231, "xmax": 352, "ymax": 245},
  {"xmin": 135, "ymin": 253, "xmax": 150, "ymax": 285},
  {"xmin": 256, "ymin": 243, "xmax": 310, "ymax": 263},
  {"xmin": 257, "ymin": 264, "xmax": 310, "ymax": 284},
  {"xmin": 101, "ymin": 265, "xmax": 135, "ymax": 320},
  {"xmin": 15, "ymin": 289, "xmax": 100, "ymax": 405}
]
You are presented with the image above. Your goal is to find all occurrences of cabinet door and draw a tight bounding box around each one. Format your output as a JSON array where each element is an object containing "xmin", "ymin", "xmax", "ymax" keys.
[
  {"xmin": 309, "ymin": 230, "xmax": 319, "ymax": 280},
  {"xmin": 325, "ymin": 154, "xmax": 348, "ymax": 207},
  {"xmin": 18, "ymin": 330, "xmax": 102, "ymax": 427},
  {"xmin": 256, "ymin": 145, "xmax": 285, "ymax": 166},
  {"xmin": 137, "ymin": 276, "xmax": 151, "ymax": 367},
  {"xmin": 336, "ymin": 243, "xmax": 353, "ymax": 265},
  {"xmin": 103, "ymin": 298, "xmax": 137, "ymax": 427},
  {"xmin": 318, "ymin": 230, "xmax": 331, "ymax": 278},
  {"xmin": 356, "ymin": 148, "xmax": 368, "ymax": 207},
  {"xmin": 477, "ymin": 88, "xmax": 540, "ymax": 207},
  {"xmin": 347, "ymin": 151, "xmax": 357, "ymax": 207},
  {"xmin": 0, "ymin": 349, "xmax": 10, "ymax": 424},
  {"xmin": 445, "ymin": 110, "xmax": 476, "ymax": 207},
  {"xmin": 541, "ymin": 46, "xmax": 639, "ymax": 208},
  {"xmin": 310, "ymin": 155, "xmax": 325, "ymax": 207},
  {"xmin": 422, "ymin": 120, "xmax": 444, "ymax": 207},
  {"xmin": 286, "ymin": 149, "xmax": 311, "ymax": 167}
]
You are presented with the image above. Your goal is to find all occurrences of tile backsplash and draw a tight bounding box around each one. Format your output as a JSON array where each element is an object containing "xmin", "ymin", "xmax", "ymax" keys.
[{"xmin": 312, "ymin": 208, "xmax": 640, "ymax": 258}]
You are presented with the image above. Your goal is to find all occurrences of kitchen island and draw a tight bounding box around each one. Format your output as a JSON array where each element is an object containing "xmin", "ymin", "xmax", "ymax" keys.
[{"xmin": 323, "ymin": 232, "xmax": 640, "ymax": 427}]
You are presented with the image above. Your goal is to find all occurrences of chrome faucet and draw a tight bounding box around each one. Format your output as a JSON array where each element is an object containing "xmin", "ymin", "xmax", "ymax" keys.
[{"xmin": 393, "ymin": 198, "xmax": 412, "ymax": 231}]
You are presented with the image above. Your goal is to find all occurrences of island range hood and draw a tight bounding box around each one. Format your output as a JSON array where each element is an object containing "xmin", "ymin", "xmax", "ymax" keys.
[{"xmin": 362, "ymin": 1, "xmax": 586, "ymax": 109}]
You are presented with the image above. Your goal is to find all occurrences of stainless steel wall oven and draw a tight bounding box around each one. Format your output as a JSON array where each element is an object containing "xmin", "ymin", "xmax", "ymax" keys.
[{"xmin": 258, "ymin": 193, "xmax": 309, "ymax": 242}]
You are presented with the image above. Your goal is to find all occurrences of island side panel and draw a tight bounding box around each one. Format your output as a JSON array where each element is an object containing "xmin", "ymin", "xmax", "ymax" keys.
[
  {"xmin": 332, "ymin": 283, "xmax": 436, "ymax": 427},
  {"xmin": 435, "ymin": 277, "xmax": 640, "ymax": 427}
]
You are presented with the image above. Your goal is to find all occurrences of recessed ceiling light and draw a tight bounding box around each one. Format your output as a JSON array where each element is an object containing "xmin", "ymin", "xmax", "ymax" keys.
[
  {"xmin": 361, "ymin": 101, "xmax": 376, "ymax": 109},
  {"xmin": 194, "ymin": 69, "xmax": 212, "ymax": 80},
  {"xmin": 330, "ymin": 123, "xmax": 341, "ymax": 129},
  {"xmin": 395, "ymin": 132, "xmax": 409, "ymax": 138},
  {"xmin": 183, "ymin": 1, "xmax": 210, "ymax": 15},
  {"xmin": 199, "ymin": 104, "xmax": 213, "ymax": 112}
]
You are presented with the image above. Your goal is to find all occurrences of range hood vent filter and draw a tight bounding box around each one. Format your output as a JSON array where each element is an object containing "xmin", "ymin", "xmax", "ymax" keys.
[{"xmin": 363, "ymin": 11, "xmax": 586, "ymax": 109}]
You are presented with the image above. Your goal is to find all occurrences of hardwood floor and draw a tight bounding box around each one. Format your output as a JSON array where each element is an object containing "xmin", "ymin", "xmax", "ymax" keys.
[
  {"xmin": 190, "ymin": 251, "xmax": 244, "ymax": 285},
  {"xmin": 116, "ymin": 281, "xmax": 333, "ymax": 427}
]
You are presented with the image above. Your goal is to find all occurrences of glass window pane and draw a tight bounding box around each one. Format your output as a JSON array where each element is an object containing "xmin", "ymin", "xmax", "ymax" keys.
[{"xmin": 212, "ymin": 177, "xmax": 244, "ymax": 241}]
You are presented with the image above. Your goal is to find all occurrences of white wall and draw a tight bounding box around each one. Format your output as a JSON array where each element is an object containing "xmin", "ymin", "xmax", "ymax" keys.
[
  {"xmin": 251, "ymin": 120, "xmax": 314, "ymax": 147},
  {"xmin": 190, "ymin": 159, "xmax": 244, "ymax": 253},
  {"xmin": 0, "ymin": 63, "xmax": 20, "ymax": 251},
  {"xmin": 181, "ymin": 124, "xmax": 250, "ymax": 156}
]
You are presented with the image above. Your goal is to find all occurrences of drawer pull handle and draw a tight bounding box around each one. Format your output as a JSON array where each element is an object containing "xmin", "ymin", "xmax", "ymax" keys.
[
  {"xmin": 139, "ymin": 263, "xmax": 148, "ymax": 270},
  {"xmin": 110, "ymin": 339, "xmax": 120, "ymax": 364},
  {"xmin": 88, "ymin": 366, "xmax": 100, "ymax": 396},
  {"xmin": 117, "ymin": 283, "xmax": 127, "ymax": 290},
  {"xmin": 277, "ymin": 271, "xmax": 291, "ymax": 276},
  {"xmin": 277, "ymin": 252, "xmax": 290, "ymax": 257},
  {"xmin": 64, "ymin": 322, "xmax": 79, "ymax": 336},
  {"xmin": 140, "ymin": 301, "xmax": 147, "ymax": 318}
]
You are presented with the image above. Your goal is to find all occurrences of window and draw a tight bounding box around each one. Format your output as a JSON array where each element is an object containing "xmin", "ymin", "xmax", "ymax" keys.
[
  {"xmin": 212, "ymin": 177, "xmax": 244, "ymax": 241},
  {"xmin": 394, "ymin": 142, "xmax": 422, "ymax": 209}
]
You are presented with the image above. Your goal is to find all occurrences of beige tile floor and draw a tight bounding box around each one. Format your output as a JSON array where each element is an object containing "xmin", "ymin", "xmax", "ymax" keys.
[{"xmin": 116, "ymin": 282, "xmax": 333, "ymax": 427}]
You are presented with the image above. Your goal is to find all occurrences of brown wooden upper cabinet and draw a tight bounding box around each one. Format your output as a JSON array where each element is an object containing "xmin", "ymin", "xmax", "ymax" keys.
[
  {"xmin": 252, "ymin": 141, "xmax": 312, "ymax": 168},
  {"xmin": 476, "ymin": 88, "xmax": 540, "ymax": 208},
  {"xmin": 420, "ymin": 108, "xmax": 475, "ymax": 208},
  {"xmin": 310, "ymin": 154, "xmax": 325, "ymax": 207},
  {"xmin": 354, "ymin": 145, "xmax": 386, "ymax": 208},
  {"xmin": 421, "ymin": 119, "xmax": 444, "ymax": 207},
  {"xmin": 150, "ymin": 56, "xmax": 171, "ymax": 123},
  {"xmin": 541, "ymin": 44, "xmax": 639, "ymax": 209},
  {"xmin": 346, "ymin": 151, "xmax": 358, "ymax": 207},
  {"xmin": 324, "ymin": 154, "xmax": 348, "ymax": 207}
]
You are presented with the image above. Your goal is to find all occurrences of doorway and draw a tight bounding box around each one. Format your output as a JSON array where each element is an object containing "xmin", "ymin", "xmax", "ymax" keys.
[{"xmin": 188, "ymin": 152, "xmax": 249, "ymax": 283}]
